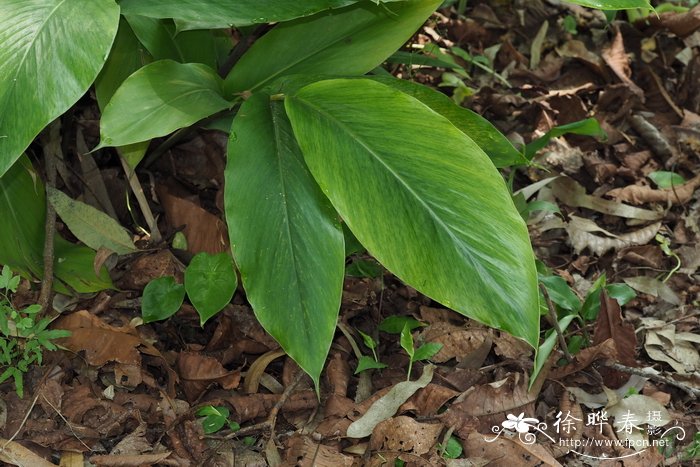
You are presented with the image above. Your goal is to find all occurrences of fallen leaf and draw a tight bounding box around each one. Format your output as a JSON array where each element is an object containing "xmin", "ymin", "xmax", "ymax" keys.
[
  {"xmin": 284, "ymin": 434, "xmax": 353, "ymax": 466},
  {"xmin": 607, "ymin": 173, "xmax": 700, "ymax": 205},
  {"xmin": 592, "ymin": 292, "xmax": 638, "ymax": 387},
  {"xmin": 369, "ymin": 416, "xmax": 443, "ymax": 455},
  {"xmin": 346, "ymin": 365, "xmax": 434, "ymax": 438},
  {"xmin": 566, "ymin": 216, "xmax": 661, "ymax": 256},
  {"xmin": 602, "ymin": 29, "xmax": 644, "ymax": 99},
  {"xmin": 177, "ymin": 351, "xmax": 241, "ymax": 402}
]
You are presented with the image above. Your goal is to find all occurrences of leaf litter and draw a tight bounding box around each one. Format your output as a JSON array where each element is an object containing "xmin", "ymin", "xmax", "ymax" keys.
[{"xmin": 3, "ymin": 2, "xmax": 700, "ymax": 466}]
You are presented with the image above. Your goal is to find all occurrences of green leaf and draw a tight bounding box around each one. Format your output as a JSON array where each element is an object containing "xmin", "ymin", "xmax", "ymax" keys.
[
  {"xmin": 346, "ymin": 259, "xmax": 383, "ymax": 278},
  {"xmin": 224, "ymin": 0, "xmax": 441, "ymax": 94},
  {"xmin": 99, "ymin": 60, "xmax": 231, "ymax": 147},
  {"xmin": 355, "ymin": 355, "xmax": 388, "ymax": 374},
  {"xmin": 539, "ymin": 275, "xmax": 581, "ymax": 312},
  {"xmin": 580, "ymin": 274, "xmax": 606, "ymax": 321},
  {"xmin": 142, "ymin": 277, "xmax": 185, "ymax": 323},
  {"xmin": 531, "ymin": 314, "xmax": 576, "ymax": 385},
  {"xmin": 0, "ymin": 0, "xmax": 120, "ymax": 177},
  {"xmin": 412, "ymin": 342, "xmax": 443, "ymax": 362},
  {"xmin": 369, "ymin": 76, "xmax": 525, "ymax": 167},
  {"xmin": 47, "ymin": 187, "xmax": 137, "ymax": 255},
  {"xmin": 400, "ymin": 324, "xmax": 414, "ymax": 359},
  {"xmin": 225, "ymin": 94, "xmax": 345, "ymax": 390},
  {"xmin": 94, "ymin": 18, "xmax": 153, "ymax": 168},
  {"xmin": 196, "ymin": 405, "xmax": 230, "ymax": 418},
  {"xmin": 442, "ymin": 436, "xmax": 464, "ymax": 459},
  {"xmin": 606, "ymin": 283, "xmax": 636, "ymax": 306},
  {"xmin": 125, "ymin": 16, "xmax": 230, "ymax": 69},
  {"xmin": 525, "ymin": 118, "xmax": 607, "ymax": 159},
  {"xmin": 184, "ymin": 252, "xmax": 237, "ymax": 326},
  {"xmin": 0, "ymin": 156, "xmax": 112, "ymax": 293},
  {"xmin": 358, "ymin": 330, "xmax": 377, "ymax": 350},
  {"xmin": 562, "ymin": 0, "xmax": 652, "ymax": 9},
  {"xmin": 648, "ymin": 171, "xmax": 686, "ymax": 189},
  {"xmin": 378, "ymin": 316, "xmax": 424, "ymax": 334},
  {"xmin": 119, "ymin": 0, "xmax": 362, "ymax": 30},
  {"xmin": 286, "ymin": 79, "xmax": 540, "ymax": 346},
  {"xmin": 200, "ymin": 415, "xmax": 227, "ymax": 434}
]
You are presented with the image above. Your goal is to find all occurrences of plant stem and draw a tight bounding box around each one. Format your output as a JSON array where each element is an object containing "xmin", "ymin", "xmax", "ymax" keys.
[
  {"xmin": 38, "ymin": 121, "xmax": 61, "ymax": 315},
  {"xmin": 539, "ymin": 283, "xmax": 573, "ymax": 362}
]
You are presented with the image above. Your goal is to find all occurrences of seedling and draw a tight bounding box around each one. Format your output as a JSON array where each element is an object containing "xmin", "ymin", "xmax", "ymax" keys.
[
  {"xmin": 0, "ymin": 266, "xmax": 70, "ymax": 397},
  {"xmin": 400, "ymin": 323, "xmax": 442, "ymax": 381},
  {"xmin": 196, "ymin": 405, "xmax": 240, "ymax": 434},
  {"xmin": 438, "ymin": 435, "xmax": 464, "ymax": 459},
  {"xmin": 354, "ymin": 330, "xmax": 388, "ymax": 374},
  {"xmin": 655, "ymin": 234, "xmax": 681, "ymax": 283}
]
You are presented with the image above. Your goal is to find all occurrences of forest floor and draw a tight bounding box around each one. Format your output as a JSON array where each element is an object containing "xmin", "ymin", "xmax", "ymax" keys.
[{"xmin": 2, "ymin": 1, "xmax": 700, "ymax": 466}]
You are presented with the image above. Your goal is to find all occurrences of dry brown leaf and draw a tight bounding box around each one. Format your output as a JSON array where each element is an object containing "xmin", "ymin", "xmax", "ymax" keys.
[
  {"xmin": 119, "ymin": 249, "xmax": 183, "ymax": 290},
  {"xmin": 55, "ymin": 310, "xmax": 142, "ymax": 367},
  {"xmin": 176, "ymin": 351, "xmax": 241, "ymax": 402},
  {"xmin": 551, "ymin": 177, "xmax": 662, "ymax": 221},
  {"xmin": 602, "ymin": 29, "xmax": 644, "ymax": 99},
  {"xmin": 566, "ymin": 216, "xmax": 661, "ymax": 256},
  {"xmin": 0, "ymin": 438, "xmax": 56, "ymax": 467},
  {"xmin": 399, "ymin": 384, "xmax": 459, "ymax": 416},
  {"xmin": 607, "ymin": 173, "xmax": 700, "ymax": 205},
  {"xmin": 440, "ymin": 373, "xmax": 536, "ymax": 436},
  {"xmin": 284, "ymin": 434, "xmax": 353, "ymax": 467},
  {"xmin": 59, "ymin": 451, "xmax": 83, "ymax": 467},
  {"xmin": 592, "ymin": 292, "xmax": 638, "ymax": 387},
  {"xmin": 462, "ymin": 431, "xmax": 562, "ymax": 467},
  {"xmin": 89, "ymin": 452, "xmax": 172, "ymax": 466},
  {"xmin": 369, "ymin": 416, "xmax": 443, "ymax": 456},
  {"xmin": 550, "ymin": 338, "xmax": 618, "ymax": 380},
  {"xmin": 420, "ymin": 322, "xmax": 492, "ymax": 364},
  {"xmin": 640, "ymin": 318, "xmax": 700, "ymax": 374},
  {"xmin": 244, "ymin": 349, "xmax": 285, "ymax": 394},
  {"xmin": 157, "ymin": 182, "xmax": 228, "ymax": 254}
]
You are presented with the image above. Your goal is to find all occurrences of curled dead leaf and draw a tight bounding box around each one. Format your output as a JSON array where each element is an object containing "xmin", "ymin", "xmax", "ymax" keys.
[{"xmin": 607, "ymin": 174, "xmax": 700, "ymax": 205}]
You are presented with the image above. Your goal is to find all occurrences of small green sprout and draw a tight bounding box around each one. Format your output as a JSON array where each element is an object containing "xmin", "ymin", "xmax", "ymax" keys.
[
  {"xmin": 196, "ymin": 405, "xmax": 240, "ymax": 434},
  {"xmin": 400, "ymin": 323, "xmax": 442, "ymax": 381}
]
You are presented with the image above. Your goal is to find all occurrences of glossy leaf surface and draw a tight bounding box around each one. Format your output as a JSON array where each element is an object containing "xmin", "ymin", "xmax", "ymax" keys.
[
  {"xmin": 564, "ymin": 0, "xmax": 651, "ymax": 9},
  {"xmin": 119, "ymin": 0, "xmax": 361, "ymax": 30},
  {"xmin": 224, "ymin": 0, "xmax": 441, "ymax": 94},
  {"xmin": 100, "ymin": 60, "xmax": 231, "ymax": 147},
  {"xmin": 184, "ymin": 252, "xmax": 237, "ymax": 326},
  {"xmin": 225, "ymin": 94, "xmax": 344, "ymax": 388},
  {"xmin": 370, "ymin": 76, "xmax": 525, "ymax": 167},
  {"xmin": 0, "ymin": 0, "xmax": 119, "ymax": 177},
  {"xmin": 286, "ymin": 79, "xmax": 539, "ymax": 346},
  {"xmin": 0, "ymin": 156, "xmax": 112, "ymax": 293},
  {"xmin": 142, "ymin": 277, "xmax": 185, "ymax": 323}
]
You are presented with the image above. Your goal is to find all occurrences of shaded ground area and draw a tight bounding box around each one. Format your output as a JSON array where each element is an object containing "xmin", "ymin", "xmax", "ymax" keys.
[{"xmin": 1, "ymin": 1, "xmax": 700, "ymax": 465}]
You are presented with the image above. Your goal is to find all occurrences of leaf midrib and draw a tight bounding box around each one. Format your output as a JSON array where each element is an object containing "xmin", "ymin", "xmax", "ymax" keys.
[
  {"xmin": 0, "ymin": 0, "xmax": 68, "ymax": 124},
  {"xmin": 291, "ymin": 95, "xmax": 489, "ymax": 290}
]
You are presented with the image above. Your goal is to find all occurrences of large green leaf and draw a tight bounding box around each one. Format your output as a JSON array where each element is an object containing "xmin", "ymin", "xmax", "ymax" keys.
[
  {"xmin": 124, "ymin": 16, "xmax": 230, "ymax": 69},
  {"xmin": 119, "ymin": 0, "xmax": 361, "ymax": 30},
  {"xmin": 224, "ymin": 0, "xmax": 441, "ymax": 95},
  {"xmin": 225, "ymin": 93, "xmax": 344, "ymax": 388},
  {"xmin": 94, "ymin": 17, "xmax": 151, "ymax": 168},
  {"xmin": 0, "ymin": 0, "xmax": 119, "ymax": 177},
  {"xmin": 286, "ymin": 79, "xmax": 539, "ymax": 346},
  {"xmin": 564, "ymin": 0, "xmax": 651, "ymax": 9},
  {"xmin": 99, "ymin": 60, "xmax": 232, "ymax": 147},
  {"xmin": 369, "ymin": 76, "xmax": 526, "ymax": 167},
  {"xmin": 0, "ymin": 156, "xmax": 112, "ymax": 293},
  {"xmin": 47, "ymin": 187, "xmax": 137, "ymax": 256}
]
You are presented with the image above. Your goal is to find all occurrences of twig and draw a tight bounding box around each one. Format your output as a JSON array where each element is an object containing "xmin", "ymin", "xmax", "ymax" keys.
[
  {"xmin": 225, "ymin": 370, "xmax": 305, "ymax": 439},
  {"xmin": 41, "ymin": 393, "xmax": 92, "ymax": 451},
  {"xmin": 38, "ymin": 121, "xmax": 61, "ymax": 315},
  {"xmin": 3, "ymin": 391, "xmax": 40, "ymax": 450},
  {"xmin": 119, "ymin": 155, "xmax": 162, "ymax": 243},
  {"xmin": 539, "ymin": 283, "xmax": 573, "ymax": 362},
  {"xmin": 602, "ymin": 361, "xmax": 700, "ymax": 400}
]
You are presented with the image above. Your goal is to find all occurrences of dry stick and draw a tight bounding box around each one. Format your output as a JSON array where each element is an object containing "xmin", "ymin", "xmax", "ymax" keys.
[
  {"xmin": 41, "ymin": 394, "xmax": 92, "ymax": 451},
  {"xmin": 603, "ymin": 361, "xmax": 700, "ymax": 400},
  {"xmin": 119, "ymin": 156, "xmax": 162, "ymax": 243},
  {"xmin": 226, "ymin": 370, "xmax": 306, "ymax": 439},
  {"xmin": 37, "ymin": 121, "xmax": 61, "ymax": 315},
  {"xmin": 539, "ymin": 283, "xmax": 573, "ymax": 362}
]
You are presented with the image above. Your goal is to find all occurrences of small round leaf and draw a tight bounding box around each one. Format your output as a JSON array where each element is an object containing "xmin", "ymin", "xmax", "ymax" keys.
[
  {"xmin": 184, "ymin": 252, "xmax": 237, "ymax": 326},
  {"xmin": 142, "ymin": 276, "xmax": 185, "ymax": 323}
]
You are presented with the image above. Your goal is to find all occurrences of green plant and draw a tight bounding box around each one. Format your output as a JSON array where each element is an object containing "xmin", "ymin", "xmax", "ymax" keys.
[
  {"xmin": 196, "ymin": 405, "xmax": 240, "ymax": 434},
  {"xmin": 0, "ymin": 0, "xmax": 653, "ymax": 390},
  {"xmin": 355, "ymin": 330, "xmax": 388, "ymax": 374},
  {"xmin": 683, "ymin": 432, "xmax": 700, "ymax": 460},
  {"xmin": 438, "ymin": 435, "xmax": 464, "ymax": 459},
  {"xmin": 0, "ymin": 266, "xmax": 70, "ymax": 397},
  {"xmin": 655, "ymin": 234, "xmax": 682, "ymax": 283},
  {"xmin": 142, "ymin": 252, "xmax": 237, "ymax": 326},
  {"xmin": 400, "ymin": 323, "xmax": 442, "ymax": 381}
]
